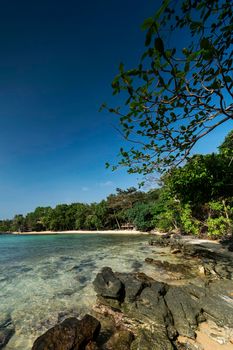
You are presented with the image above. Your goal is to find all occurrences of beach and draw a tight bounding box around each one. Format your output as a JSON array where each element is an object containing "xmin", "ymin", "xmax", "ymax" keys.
[{"xmin": 11, "ymin": 229, "xmax": 148, "ymax": 235}]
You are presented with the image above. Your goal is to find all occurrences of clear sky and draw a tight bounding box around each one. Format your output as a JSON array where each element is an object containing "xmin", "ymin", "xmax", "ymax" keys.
[{"xmin": 0, "ymin": 0, "xmax": 232, "ymax": 219}]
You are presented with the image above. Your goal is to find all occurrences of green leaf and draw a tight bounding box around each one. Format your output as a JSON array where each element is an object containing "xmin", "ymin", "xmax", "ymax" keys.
[
  {"xmin": 200, "ymin": 38, "xmax": 210, "ymax": 50},
  {"xmin": 145, "ymin": 28, "xmax": 153, "ymax": 46},
  {"xmin": 225, "ymin": 76, "xmax": 232, "ymax": 83},
  {"xmin": 141, "ymin": 17, "xmax": 154, "ymax": 30},
  {"xmin": 155, "ymin": 0, "xmax": 170, "ymax": 20},
  {"xmin": 187, "ymin": 50, "xmax": 202, "ymax": 62},
  {"xmin": 184, "ymin": 62, "xmax": 190, "ymax": 72},
  {"xmin": 154, "ymin": 37, "xmax": 164, "ymax": 54}
]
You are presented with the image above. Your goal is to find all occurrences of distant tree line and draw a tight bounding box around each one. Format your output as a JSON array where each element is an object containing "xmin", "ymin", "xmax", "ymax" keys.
[
  {"xmin": 0, "ymin": 131, "xmax": 232, "ymax": 238},
  {"xmin": 0, "ymin": 187, "xmax": 160, "ymax": 233}
]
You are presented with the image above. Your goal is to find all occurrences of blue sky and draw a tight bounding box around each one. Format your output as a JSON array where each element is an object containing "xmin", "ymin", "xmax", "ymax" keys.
[{"xmin": 0, "ymin": 0, "xmax": 232, "ymax": 219}]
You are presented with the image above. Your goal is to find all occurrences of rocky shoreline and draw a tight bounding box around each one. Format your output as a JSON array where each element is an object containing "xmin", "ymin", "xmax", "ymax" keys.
[{"xmin": 1, "ymin": 234, "xmax": 233, "ymax": 349}]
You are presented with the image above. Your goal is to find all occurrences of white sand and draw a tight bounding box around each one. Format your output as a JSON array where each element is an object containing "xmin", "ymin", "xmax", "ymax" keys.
[{"xmin": 12, "ymin": 229, "xmax": 148, "ymax": 235}]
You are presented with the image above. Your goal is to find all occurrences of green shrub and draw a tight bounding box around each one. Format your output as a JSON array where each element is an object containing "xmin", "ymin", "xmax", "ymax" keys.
[
  {"xmin": 156, "ymin": 211, "xmax": 174, "ymax": 232},
  {"xmin": 180, "ymin": 204, "xmax": 200, "ymax": 235},
  {"xmin": 207, "ymin": 216, "xmax": 232, "ymax": 237}
]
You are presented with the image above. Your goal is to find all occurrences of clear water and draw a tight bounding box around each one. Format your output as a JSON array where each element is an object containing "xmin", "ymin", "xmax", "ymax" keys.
[{"xmin": 0, "ymin": 233, "xmax": 184, "ymax": 349}]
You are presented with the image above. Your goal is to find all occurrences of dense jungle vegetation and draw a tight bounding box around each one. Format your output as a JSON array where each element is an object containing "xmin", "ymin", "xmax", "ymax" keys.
[{"xmin": 0, "ymin": 131, "xmax": 232, "ymax": 237}]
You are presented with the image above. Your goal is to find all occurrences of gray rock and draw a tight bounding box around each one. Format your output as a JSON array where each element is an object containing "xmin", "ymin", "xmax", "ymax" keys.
[
  {"xmin": 200, "ymin": 293, "xmax": 233, "ymax": 327},
  {"xmin": 137, "ymin": 284, "xmax": 168, "ymax": 322},
  {"xmin": 116, "ymin": 273, "xmax": 149, "ymax": 303},
  {"xmin": 207, "ymin": 279, "xmax": 233, "ymax": 296},
  {"xmin": 131, "ymin": 329, "xmax": 173, "ymax": 350},
  {"xmin": 165, "ymin": 286, "xmax": 201, "ymax": 339},
  {"xmin": 93, "ymin": 267, "xmax": 124, "ymax": 300}
]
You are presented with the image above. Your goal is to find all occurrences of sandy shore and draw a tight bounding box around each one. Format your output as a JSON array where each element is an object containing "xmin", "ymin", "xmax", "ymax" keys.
[{"xmin": 11, "ymin": 229, "xmax": 148, "ymax": 235}]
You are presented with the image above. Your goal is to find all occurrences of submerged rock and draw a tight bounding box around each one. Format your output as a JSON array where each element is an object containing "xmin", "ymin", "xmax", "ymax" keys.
[
  {"xmin": 0, "ymin": 327, "xmax": 14, "ymax": 350},
  {"xmin": 0, "ymin": 315, "xmax": 14, "ymax": 349},
  {"xmin": 145, "ymin": 257, "xmax": 192, "ymax": 275},
  {"xmin": 32, "ymin": 314, "xmax": 101, "ymax": 350}
]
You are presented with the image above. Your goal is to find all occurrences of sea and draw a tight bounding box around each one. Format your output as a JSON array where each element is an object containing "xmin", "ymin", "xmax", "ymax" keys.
[{"xmin": 0, "ymin": 233, "xmax": 183, "ymax": 349}]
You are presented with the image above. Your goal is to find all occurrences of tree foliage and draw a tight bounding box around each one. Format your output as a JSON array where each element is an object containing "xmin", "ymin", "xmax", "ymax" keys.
[
  {"xmin": 104, "ymin": 0, "xmax": 233, "ymax": 174},
  {"xmin": 0, "ymin": 134, "xmax": 232, "ymax": 236},
  {"xmin": 163, "ymin": 153, "xmax": 233, "ymax": 204}
]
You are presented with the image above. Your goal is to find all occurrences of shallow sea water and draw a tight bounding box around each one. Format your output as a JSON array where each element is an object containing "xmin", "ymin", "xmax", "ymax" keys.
[{"xmin": 0, "ymin": 233, "xmax": 186, "ymax": 349}]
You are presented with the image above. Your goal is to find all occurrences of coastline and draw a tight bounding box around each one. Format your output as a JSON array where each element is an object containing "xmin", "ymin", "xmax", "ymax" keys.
[{"xmin": 11, "ymin": 229, "xmax": 148, "ymax": 235}]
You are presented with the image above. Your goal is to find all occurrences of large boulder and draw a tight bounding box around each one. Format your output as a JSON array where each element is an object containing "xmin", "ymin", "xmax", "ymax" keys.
[
  {"xmin": 32, "ymin": 314, "xmax": 101, "ymax": 350},
  {"xmin": 115, "ymin": 272, "xmax": 150, "ymax": 303},
  {"xmin": 93, "ymin": 267, "xmax": 124, "ymax": 300},
  {"xmin": 165, "ymin": 286, "xmax": 201, "ymax": 339}
]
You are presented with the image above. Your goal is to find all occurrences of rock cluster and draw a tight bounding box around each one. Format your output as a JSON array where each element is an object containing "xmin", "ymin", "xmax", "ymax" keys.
[
  {"xmin": 150, "ymin": 234, "xmax": 233, "ymax": 280},
  {"xmin": 31, "ymin": 235, "xmax": 233, "ymax": 350},
  {"xmin": 93, "ymin": 266, "xmax": 233, "ymax": 349}
]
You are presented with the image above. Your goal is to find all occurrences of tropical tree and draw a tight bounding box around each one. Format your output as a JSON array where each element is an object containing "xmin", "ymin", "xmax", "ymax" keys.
[
  {"xmin": 126, "ymin": 202, "xmax": 155, "ymax": 231},
  {"xmin": 104, "ymin": 0, "xmax": 233, "ymax": 174},
  {"xmin": 0, "ymin": 220, "xmax": 12, "ymax": 233},
  {"xmin": 25, "ymin": 206, "xmax": 52, "ymax": 231},
  {"xmin": 219, "ymin": 129, "xmax": 233, "ymax": 160},
  {"xmin": 75, "ymin": 203, "xmax": 91, "ymax": 230},
  {"xmin": 106, "ymin": 187, "xmax": 146, "ymax": 228},
  {"xmin": 11, "ymin": 214, "xmax": 26, "ymax": 232},
  {"xmin": 163, "ymin": 153, "xmax": 233, "ymax": 204}
]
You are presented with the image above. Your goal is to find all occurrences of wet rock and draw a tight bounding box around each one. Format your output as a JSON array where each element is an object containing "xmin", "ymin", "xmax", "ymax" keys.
[
  {"xmin": 116, "ymin": 273, "xmax": 149, "ymax": 303},
  {"xmin": 131, "ymin": 260, "xmax": 143, "ymax": 270},
  {"xmin": 32, "ymin": 314, "xmax": 101, "ymax": 350},
  {"xmin": 200, "ymin": 293, "xmax": 233, "ymax": 327},
  {"xmin": 131, "ymin": 328, "xmax": 174, "ymax": 350},
  {"xmin": 106, "ymin": 329, "xmax": 134, "ymax": 350},
  {"xmin": 149, "ymin": 235, "xmax": 171, "ymax": 247},
  {"xmin": 0, "ymin": 327, "xmax": 14, "ymax": 349},
  {"xmin": 207, "ymin": 279, "xmax": 233, "ymax": 296},
  {"xmin": 0, "ymin": 316, "xmax": 14, "ymax": 349},
  {"xmin": 85, "ymin": 342, "xmax": 99, "ymax": 350},
  {"xmin": 165, "ymin": 286, "xmax": 201, "ymax": 339},
  {"xmin": 228, "ymin": 243, "xmax": 233, "ymax": 252},
  {"xmin": 151, "ymin": 235, "xmax": 233, "ymax": 281},
  {"xmin": 93, "ymin": 267, "xmax": 124, "ymax": 300},
  {"xmin": 137, "ymin": 282, "xmax": 169, "ymax": 321},
  {"xmin": 184, "ymin": 284, "xmax": 206, "ymax": 300},
  {"xmin": 93, "ymin": 253, "xmax": 233, "ymax": 350},
  {"xmin": 185, "ymin": 281, "xmax": 233, "ymax": 328},
  {"xmin": 97, "ymin": 295, "xmax": 122, "ymax": 310},
  {"xmin": 214, "ymin": 263, "xmax": 231, "ymax": 279},
  {"xmin": 145, "ymin": 258, "xmax": 191, "ymax": 275},
  {"xmin": 220, "ymin": 235, "xmax": 233, "ymax": 251},
  {"xmin": 136, "ymin": 282, "xmax": 176, "ymax": 347}
]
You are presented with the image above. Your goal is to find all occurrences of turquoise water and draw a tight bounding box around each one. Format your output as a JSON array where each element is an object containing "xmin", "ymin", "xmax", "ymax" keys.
[{"xmin": 0, "ymin": 233, "xmax": 179, "ymax": 349}]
